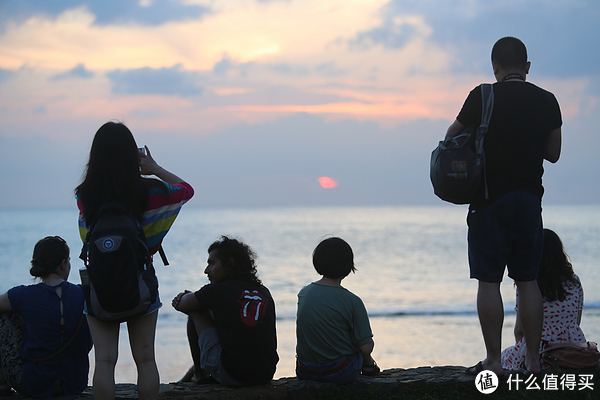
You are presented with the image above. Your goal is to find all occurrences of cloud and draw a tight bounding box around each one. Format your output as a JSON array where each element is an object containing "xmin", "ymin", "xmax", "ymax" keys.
[
  {"xmin": 348, "ymin": 17, "xmax": 424, "ymax": 51},
  {"xmin": 315, "ymin": 63, "xmax": 346, "ymax": 77},
  {"xmin": 106, "ymin": 64, "xmax": 203, "ymax": 96},
  {"xmin": 0, "ymin": 68, "xmax": 12, "ymax": 83},
  {"xmin": 212, "ymin": 54, "xmax": 344, "ymax": 79},
  {"xmin": 32, "ymin": 105, "xmax": 46, "ymax": 114},
  {"xmin": 50, "ymin": 63, "xmax": 94, "ymax": 81},
  {"xmin": 347, "ymin": 0, "xmax": 600, "ymax": 77},
  {"xmin": 0, "ymin": 0, "xmax": 210, "ymax": 28}
]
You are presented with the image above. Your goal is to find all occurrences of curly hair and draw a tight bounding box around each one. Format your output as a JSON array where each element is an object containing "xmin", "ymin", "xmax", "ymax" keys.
[
  {"xmin": 537, "ymin": 229, "xmax": 579, "ymax": 302},
  {"xmin": 208, "ymin": 236, "xmax": 262, "ymax": 286}
]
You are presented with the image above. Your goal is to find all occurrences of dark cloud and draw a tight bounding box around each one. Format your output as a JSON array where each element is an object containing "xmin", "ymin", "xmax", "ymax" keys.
[
  {"xmin": 348, "ymin": 21, "xmax": 418, "ymax": 50},
  {"xmin": 212, "ymin": 54, "xmax": 344, "ymax": 78},
  {"xmin": 269, "ymin": 63, "xmax": 310, "ymax": 75},
  {"xmin": 32, "ymin": 105, "xmax": 46, "ymax": 114},
  {"xmin": 106, "ymin": 64, "xmax": 203, "ymax": 96},
  {"xmin": 0, "ymin": 0, "xmax": 210, "ymax": 29},
  {"xmin": 315, "ymin": 63, "xmax": 346, "ymax": 77},
  {"xmin": 213, "ymin": 54, "xmax": 234, "ymax": 76},
  {"xmin": 348, "ymin": 0, "xmax": 600, "ymax": 77},
  {"xmin": 50, "ymin": 63, "xmax": 94, "ymax": 81},
  {"xmin": 212, "ymin": 54, "xmax": 255, "ymax": 77},
  {"xmin": 0, "ymin": 68, "xmax": 12, "ymax": 83}
]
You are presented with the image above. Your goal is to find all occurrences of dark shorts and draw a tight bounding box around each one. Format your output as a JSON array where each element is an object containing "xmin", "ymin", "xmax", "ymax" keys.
[
  {"xmin": 83, "ymin": 293, "xmax": 162, "ymax": 317},
  {"xmin": 198, "ymin": 328, "xmax": 242, "ymax": 387},
  {"xmin": 467, "ymin": 191, "xmax": 543, "ymax": 283},
  {"xmin": 296, "ymin": 351, "xmax": 363, "ymax": 385}
]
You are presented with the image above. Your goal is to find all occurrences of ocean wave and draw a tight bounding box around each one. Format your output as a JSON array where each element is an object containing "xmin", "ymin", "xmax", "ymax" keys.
[{"xmin": 275, "ymin": 302, "xmax": 600, "ymax": 320}]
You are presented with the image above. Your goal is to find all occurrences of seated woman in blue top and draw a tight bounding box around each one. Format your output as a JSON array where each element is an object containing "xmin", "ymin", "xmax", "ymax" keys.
[
  {"xmin": 296, "ymin": 237, "xmax": 379, "ymax": 384},
  {"xmin": 0, "ymin": 236, "xmax": 92, "ymax": 398}
]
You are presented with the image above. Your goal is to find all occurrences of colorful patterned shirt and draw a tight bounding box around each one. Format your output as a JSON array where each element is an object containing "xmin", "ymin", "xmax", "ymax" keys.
[{"xmin": 77, "ymin": 181, "xmax": 194, "ymax": 254}]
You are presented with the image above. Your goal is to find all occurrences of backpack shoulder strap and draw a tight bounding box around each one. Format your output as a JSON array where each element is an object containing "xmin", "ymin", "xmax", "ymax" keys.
[
  {"xmin": 475, "ymin": 83, "xmax": 494, "ymax": 200},
  {"xmin": 479, "ymin": 83, "xmax": 494, "ymax": 131}
]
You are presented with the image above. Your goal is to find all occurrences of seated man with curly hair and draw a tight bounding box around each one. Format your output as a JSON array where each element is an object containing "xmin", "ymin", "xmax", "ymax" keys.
[{"xmin": 172, "ymin": 236, "xmax": 279, "ymax": 386}]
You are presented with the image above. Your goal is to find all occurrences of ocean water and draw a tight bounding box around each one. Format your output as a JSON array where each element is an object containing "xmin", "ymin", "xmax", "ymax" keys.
[{"xmin": 0, "ymin": 205, "xmax": 599, "ymax": 383}]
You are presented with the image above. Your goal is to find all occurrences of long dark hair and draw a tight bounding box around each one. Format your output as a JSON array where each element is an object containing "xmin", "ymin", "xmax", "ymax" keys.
[
  {"xmin": 208, "ymin": 236, "xmax": 262, "ymax": 286},
  {"xmin": 537, "ymin": 229, "xmax": 579, "ymax": 302},
  {"xmin": 75, "ymin": 122, "xmax": 164, "ymax": 222},
  {"xmin": 30, "ymin": 236, "xmax": 70, "ymax": 278}
]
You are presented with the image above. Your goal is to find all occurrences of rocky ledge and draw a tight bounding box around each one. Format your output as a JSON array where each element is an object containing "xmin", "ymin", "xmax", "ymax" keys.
[{"xmin": 7, "ymin": 365, "xmax": 600, "ymax": 399}]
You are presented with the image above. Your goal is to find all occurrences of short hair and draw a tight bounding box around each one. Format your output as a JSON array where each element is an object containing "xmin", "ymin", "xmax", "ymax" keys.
[
  {"xmin": 491, "ymin": 36, "xmax": 528, "ymax": 71},
  {"xmin": 207, "ymin": 236, "xmax": 262, "ymax": 286},
  {"xmin": 30, "ymin": 236, "xmax": 70, "ymax": 278},
  {"xmin": 312, "ymin": 237, "xmax": 356, "ymax": 279}
]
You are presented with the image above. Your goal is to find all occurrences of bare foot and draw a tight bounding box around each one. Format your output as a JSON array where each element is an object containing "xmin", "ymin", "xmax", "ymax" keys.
[{"xmin": 178, "ymin": 365, "xmax": 195, "ymax": 383}]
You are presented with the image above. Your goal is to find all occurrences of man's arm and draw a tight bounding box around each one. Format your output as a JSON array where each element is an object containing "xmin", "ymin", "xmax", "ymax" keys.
[
  {"xmin": 172, "ymin": 291, "xmax": 205, "ymax": 314},
  {"xmin": 445, "ymin": 119, "xmax": 465, "ymax": 138},
  {"xmin": 0, "ymin": 292, "xmax": 12, "ymax": 313},
  {"xmin": 544, "ymin": 127, "xmax": 561, "ymax": 163}
]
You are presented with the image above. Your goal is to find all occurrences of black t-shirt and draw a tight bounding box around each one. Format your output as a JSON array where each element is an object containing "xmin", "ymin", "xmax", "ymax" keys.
[
  {"xmin": 457, "ymin": 81, "xmax": 562, "ymax": 209},
  {"xmin": 194, "ymin": 280, "xmax": 278, "ymax": 384}
]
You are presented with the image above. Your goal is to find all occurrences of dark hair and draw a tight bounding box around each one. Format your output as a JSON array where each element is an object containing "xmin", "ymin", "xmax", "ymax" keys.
[
  {"xmin": 75, "ymin": 122, "xmax": 166, "ymax": 223},
  {"xmin": 312, "ymin": 237, "xmax": 356, "ymax": 279},
  {"xmin": 30, "ymin": 236, "xmax": 70, "ymax": 278},
  {"xmin": 537, "ymin": 229, "xmax": 579, "ymax": 302},
  {"xmin": 207, "ymin": 236, "xmax": 262, "ymax": 286},
  {"xmin": 491, "ymin": 36, "xmax": 528, "ymax": 71}
]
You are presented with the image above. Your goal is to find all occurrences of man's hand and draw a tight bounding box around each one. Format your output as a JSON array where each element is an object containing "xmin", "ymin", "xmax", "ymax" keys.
[{"xmin": 172, "ymin": 290, "xmax": 191, "ymax": 312}]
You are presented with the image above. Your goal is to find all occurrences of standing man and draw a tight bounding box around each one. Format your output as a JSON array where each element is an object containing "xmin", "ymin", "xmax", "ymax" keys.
[
  {"xmin": 172, "ymin": 236, "xmax": 278, "ymax": 386},
  {"xmin": 446, "ymin": 37, "xmax": 562, "ymax": 376}
]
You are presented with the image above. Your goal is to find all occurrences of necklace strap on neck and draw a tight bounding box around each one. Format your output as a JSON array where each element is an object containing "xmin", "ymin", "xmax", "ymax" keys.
[{"xmin": 504, "ymin": 73, "xmax": 524, "ymax": 81}]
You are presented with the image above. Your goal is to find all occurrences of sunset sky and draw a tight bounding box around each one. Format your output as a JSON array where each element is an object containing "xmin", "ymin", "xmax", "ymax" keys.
[{"xmin": 1, "ymin": 0, "xmax": 598, "ymax": 208}]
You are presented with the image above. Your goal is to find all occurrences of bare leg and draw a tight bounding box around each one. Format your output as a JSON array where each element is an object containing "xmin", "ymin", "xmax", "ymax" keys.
[
  {"xmin": 188, "ymin": 316, "xmax": 202, "ymax": 379},
  {"xmin": 514, "ymin": 280, "xmax": 543, "ymax": 374},
  {"xmin": 178, "ymin": 316, "xmax": 204, "ymax": 383},
  {"xmin": 86, "ymin": 316, "xmax": 120, "ymax": 400},
  {"xmin": 186, "ymin": 309, "xmax": 216, "ymax": 379},
  {"xmin": 188, "ymin": 309, "xmax": 216, "ymax": 334},
  {"xmin": 476, "ymin": 281, "xmax": 504, "ymax": 375},
  {"xmin": 127, "ymin": 311, "xmax": 160, "ymax": 400},
  {"xmin": 359, "ymin": 342, "xmax": 378, "ymax": 375}
]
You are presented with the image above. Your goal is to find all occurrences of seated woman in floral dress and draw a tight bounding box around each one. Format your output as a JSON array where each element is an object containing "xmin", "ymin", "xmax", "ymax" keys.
[{"xmin": 501, "ymin": 229, "xmax": 586, "ymax": 371}]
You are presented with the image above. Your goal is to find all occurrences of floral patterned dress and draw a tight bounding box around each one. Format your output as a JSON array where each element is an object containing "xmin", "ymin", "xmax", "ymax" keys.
[{"xmin": 501, "ymin": 275, "xmax": 585, "ymax": 370}]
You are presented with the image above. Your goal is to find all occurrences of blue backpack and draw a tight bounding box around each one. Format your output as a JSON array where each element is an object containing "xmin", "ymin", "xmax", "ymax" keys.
[{"xmin": 79, "ymin": 202, "xmax": 158, "ymax": 322}]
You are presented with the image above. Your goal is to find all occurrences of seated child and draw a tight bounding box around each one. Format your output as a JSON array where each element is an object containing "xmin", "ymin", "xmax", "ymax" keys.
[{"xmin": 295, "ymin": 237, "xmax": 378, "ymax": 384}]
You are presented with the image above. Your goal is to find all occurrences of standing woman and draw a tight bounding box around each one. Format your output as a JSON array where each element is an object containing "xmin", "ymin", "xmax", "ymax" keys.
[
  {"xmin": 76, "ymin": 122, "xmax": 194, "ymax": 400},
  {"xmin": 0, "ymin": 236, "xmax": 92, "ymax": 397}
]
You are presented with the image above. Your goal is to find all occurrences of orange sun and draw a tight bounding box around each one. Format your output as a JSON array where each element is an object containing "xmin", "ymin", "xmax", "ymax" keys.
[{"xmin": 318, "ymin": 177, "xmax": 338, "ymax": 189}]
